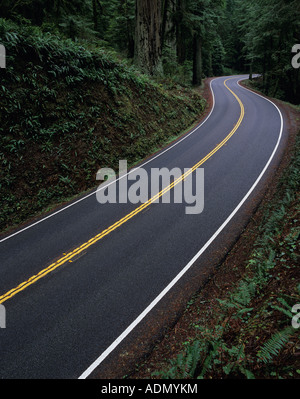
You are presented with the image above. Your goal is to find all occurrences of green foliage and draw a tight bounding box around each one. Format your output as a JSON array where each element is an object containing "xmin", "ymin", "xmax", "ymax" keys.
[
  {"xmin": 154, "ymin": 324, "xmax": 256, "ymax": 379},
  {"xmin": 0, "ymin": 18, "xmax": 205, "ymax": 232},
  {"xmin": 156, "ymin": 339, "xmax": 203, "ymax": 379},
  {"xmin": 1, "ymin": 0, "xmax": 299, "ymax": 100},
  {"xmin": 257, "ymin": 327, "xmax": 295, "ymax": 364},
  {"xmin": 232, "ymin": 0, "xmax": 300, "ymax": 103}
]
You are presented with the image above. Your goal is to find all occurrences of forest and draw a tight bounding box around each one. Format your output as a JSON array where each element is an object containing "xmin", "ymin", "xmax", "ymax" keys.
[
  {"xmin": 0, "ymin": 0, "xmax": 299, "ymax": 103},
  {"xmin": 1, "ymin": 1, "xmax": 299, "ymax": 230}
]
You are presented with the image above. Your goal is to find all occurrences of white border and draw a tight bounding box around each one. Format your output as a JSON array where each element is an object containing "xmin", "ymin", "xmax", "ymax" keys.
[{"xmin": 78, "ymin": 76, "xmax": 284, "ymax": 379}]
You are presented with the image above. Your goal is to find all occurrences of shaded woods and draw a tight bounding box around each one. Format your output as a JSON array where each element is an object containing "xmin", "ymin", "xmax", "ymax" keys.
[{"xmin": 1, "ymin": 0, "xmax": 299, "ymax": 102}]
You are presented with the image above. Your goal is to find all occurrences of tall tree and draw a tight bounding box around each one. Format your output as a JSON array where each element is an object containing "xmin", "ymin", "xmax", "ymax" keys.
[
  {"xmin": 92, "ymin": 0, "xmax": 103, "ymax": 32},
  {"xmin": 105, "ymin": 0, "xmax": 136, "ymax": 58},
  {"xmin": 134, "ymin": 0, "xmax": 163, "ymax": 75},
  {"xmin": 174, "ymin": 0, "xmax": 188, "ymax": 64},
  {"xmin": 189, "ymin": 0, "xmax": 225, "ymax": 85},
  {"xmin": 237, "ymin": 0, "xmax": 300, "ymax": 103},
  {"xmin": 161, "ymin": 0, "xmax": 177, "ymax": 51}
]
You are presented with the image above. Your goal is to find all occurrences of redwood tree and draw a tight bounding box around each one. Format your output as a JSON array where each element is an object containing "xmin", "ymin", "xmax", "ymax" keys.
[{"xmin": 134, "ymin": 0, "xmax": 163, "ymax": 76}]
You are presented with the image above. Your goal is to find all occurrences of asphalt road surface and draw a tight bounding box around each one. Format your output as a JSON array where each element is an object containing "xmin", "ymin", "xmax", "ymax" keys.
[{"xmin": 0, "ymin": 76, "xmax": 284, "ymax": 379}]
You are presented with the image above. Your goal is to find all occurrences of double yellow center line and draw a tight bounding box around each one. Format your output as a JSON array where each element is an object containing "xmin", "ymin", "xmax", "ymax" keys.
[{"xmin": 0, "ymin": 78, "xmax": 245, "ymax": 304}]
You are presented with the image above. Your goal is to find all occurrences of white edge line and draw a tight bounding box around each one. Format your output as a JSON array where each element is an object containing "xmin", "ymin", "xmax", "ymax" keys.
[
  {"xmin": 78, "ymin": 78, "xmax": 284, "ymax": 379},
  {"xmin": 0, "ymin": 77, "xmax": 219, "ymax": 243}
]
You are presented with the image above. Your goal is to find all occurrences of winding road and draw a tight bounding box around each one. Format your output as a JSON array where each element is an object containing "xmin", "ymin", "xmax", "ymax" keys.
[{"xmin": 0, "ymin": 75, "xmax": 284, "ymax": 379}]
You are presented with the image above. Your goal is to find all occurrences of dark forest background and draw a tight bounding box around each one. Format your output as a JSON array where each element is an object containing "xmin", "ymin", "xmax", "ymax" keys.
[
  {"xmin": 0, "ymin": 0, "xmax": 299, "ymax": 231},
  {"xmin": 1, "ymin": 0, "xmax": 299, "ymax": 103}
]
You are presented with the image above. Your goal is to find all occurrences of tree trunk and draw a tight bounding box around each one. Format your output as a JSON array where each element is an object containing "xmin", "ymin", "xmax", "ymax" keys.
[
  {"xmin": 92, "ymin": 0, "xmax": 103, "ymax": 32},
  {"xmin": 120, "ymin": 0, "xmax": 135, "ymax": 58},
  {"xmin": 92, "ymin": 0, "xmax": 98, "ymax": 31},
  {"xmin": 161, "ymin": 0, "xmax": 169, "ymax": 50},
  {"xmin": 134, "ymin": 0, "xmax": 162, "ymax": 76},
  {"xmin": 176, "ymin": 0, "xmax": 186, "ymax": 64},
  {"xmin": 208, "ymin": 51, "xmax": 213, "ymax": 77},
  {"xmin": 163, "ymin": 0, "xmax": 176, "ymax": 53},
  {"xmin": 249, "ymin": 61, "xmax": 253, "ymax": 80},
  {"xmin": 192, "ymin": 34, "xmax": 202, "ymax": 86}
]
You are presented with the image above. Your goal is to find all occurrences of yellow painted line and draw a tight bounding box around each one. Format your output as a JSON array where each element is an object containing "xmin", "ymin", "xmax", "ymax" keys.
[{"xmin": 0, "ymin": 78, "xmax": 245, "ymax": 305}]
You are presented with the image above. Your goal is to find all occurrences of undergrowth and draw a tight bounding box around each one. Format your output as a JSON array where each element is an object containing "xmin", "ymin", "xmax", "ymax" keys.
[{"xmin": 0, "ymin": 19, "xmax": 205, "ymax": 233}]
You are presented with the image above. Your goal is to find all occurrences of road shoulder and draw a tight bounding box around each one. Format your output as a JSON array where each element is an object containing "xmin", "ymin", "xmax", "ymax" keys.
[{"xmin": 91, "ymin": 79, "xmax": 300, "ymax": 380}]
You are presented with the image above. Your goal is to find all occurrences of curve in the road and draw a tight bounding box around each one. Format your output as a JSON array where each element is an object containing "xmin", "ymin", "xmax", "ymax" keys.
[
  {"xmin": 0, "ymin": 77, "xmax": 244, "ymax": 305},
  {"xmin": 78, "ymin": 77, "xmax": 283, "ymax": 379},
  {"xmin": 0, "ymin": 76, "xmax": 284, "ymax": 379}
]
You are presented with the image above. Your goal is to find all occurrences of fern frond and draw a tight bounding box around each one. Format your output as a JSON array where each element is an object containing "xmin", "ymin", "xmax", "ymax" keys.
[
  {"xmin": 239, "ymin": 366, "xmax": 255, "ymax": 379},
  {"xmin": 235, "ymin": 280, "xmax": 256, "ymax": 306},
  {"xmin": 181, "ymin": 341, "xmax": 201, "ymax": 378},
  {"xmin": 257, "ymin": 327, "xmax": 294, "ymax": 364}
]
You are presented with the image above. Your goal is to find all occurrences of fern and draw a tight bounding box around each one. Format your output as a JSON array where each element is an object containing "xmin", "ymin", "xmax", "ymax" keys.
[
  {"xmin": 182, "ymin": 340, "xmax": 202, "ymax": 378},
  {"xmin": 197, "ymin": 340, "xmax": 224, "ymax": 379},
  {"xmin": 271, "ymin": 297, "xmax": 293, "ymax": 319},
  {"xmin": 239, "ymin": 366, "xmax": 255, "ymax": 379},
  {"xmin": 257, "ymin": 327, "xmax": 294, "ymax": 364},
  {"xmin": 217, "ymin": 279, "xmax": 256, "ymax": 320},
  {"xmin": 235, "ymin": 280, "xmax": 256, "ymax": 306},
  {"xmin": 153, "ymin": 340, "xmax": 204, "ymax": 379}
]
